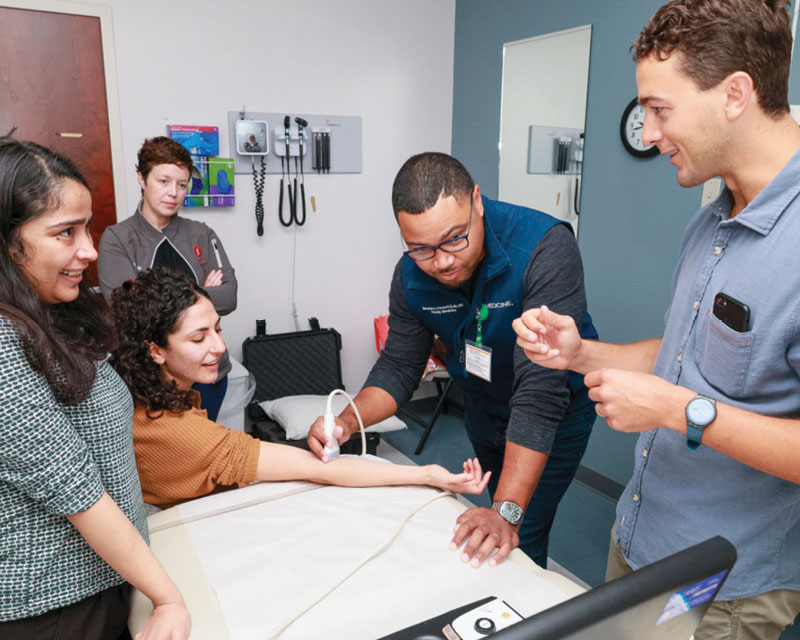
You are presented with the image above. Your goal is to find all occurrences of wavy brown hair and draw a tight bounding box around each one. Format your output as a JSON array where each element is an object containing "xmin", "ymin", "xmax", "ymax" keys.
[
  {"xmin": 136, "ymin": 136, "xmax": 194, "ymax": 181},
  {"xmin": 632, "ymin": 0, "xmax": 792, "ymax": 117},
  {"xmin": 0, "ymin": 137, "xmax": 113, "ymax": 404},
  {"xmin": 110, "ymin": 267, "xmax": 208, "ymax": 418}
]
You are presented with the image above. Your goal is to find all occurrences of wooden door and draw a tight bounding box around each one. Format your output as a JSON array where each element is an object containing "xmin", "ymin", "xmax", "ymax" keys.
[{"xmin": 0, "ymin": 6, "xmax": 116, "ymax": 285}]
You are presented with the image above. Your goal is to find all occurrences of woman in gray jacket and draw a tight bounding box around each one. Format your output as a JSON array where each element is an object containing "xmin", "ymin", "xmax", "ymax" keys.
[{"xmin": 99, "ymin": 136, "xmax": 237, "ymax": 421}]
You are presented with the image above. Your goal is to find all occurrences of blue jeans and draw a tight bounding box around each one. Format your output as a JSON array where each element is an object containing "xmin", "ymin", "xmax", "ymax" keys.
[
  {"xmin": 193, "ymin": 375, "xmax": 228, "ymax": 423},
  {"xmin": 464, "ymin": 388, "xmax": 595, "ymax": 568}
]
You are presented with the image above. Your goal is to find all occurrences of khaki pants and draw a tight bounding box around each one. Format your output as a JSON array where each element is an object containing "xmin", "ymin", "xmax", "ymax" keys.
[{"xmin": 605, "ymin": 526, "xmax": 800, "ymax": 640}]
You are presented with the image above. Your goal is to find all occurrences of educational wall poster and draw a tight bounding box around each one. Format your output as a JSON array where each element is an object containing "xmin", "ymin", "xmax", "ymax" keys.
[
  {"xmin": 168, "ymin": 125, "xmax": 220, "ymax": 156},
  {"xmin": 208, "ymin": 157, "xmax": 235, "ymax": 207},
  {"xmin": 184, "ymin": 157, "xmax": 209, "ymax": 208}
]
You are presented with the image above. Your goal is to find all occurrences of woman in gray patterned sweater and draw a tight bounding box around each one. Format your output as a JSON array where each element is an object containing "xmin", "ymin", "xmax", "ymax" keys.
[{"xmin": 0, "ymin": 139, "xmax": 189, "ymax": 639}]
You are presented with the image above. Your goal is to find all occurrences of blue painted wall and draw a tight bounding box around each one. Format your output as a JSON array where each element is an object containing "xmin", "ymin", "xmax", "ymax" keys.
[{"xmin": 452, "ymin": 0, "xmax": 800, "ymax": 485}]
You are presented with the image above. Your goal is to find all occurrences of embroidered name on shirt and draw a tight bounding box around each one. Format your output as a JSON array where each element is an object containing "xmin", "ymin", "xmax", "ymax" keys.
[{"xmin": 422, "ymin": 303, "xmax": 465, "ymax": 315}]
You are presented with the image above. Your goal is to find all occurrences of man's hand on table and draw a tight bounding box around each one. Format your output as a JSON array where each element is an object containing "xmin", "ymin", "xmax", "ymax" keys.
[{"xmin": 450, "ymin": 507, "xmax": 519, "ymax": 568}]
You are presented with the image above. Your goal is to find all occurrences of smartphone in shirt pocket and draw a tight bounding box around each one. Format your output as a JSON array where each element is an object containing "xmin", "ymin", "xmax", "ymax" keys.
[{"xmin": 713, "ymin": 293, "xmax": 750, "ymax": 333}]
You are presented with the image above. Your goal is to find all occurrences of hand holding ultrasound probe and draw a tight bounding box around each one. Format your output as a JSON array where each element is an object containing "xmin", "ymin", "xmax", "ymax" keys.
[{"xmin": 110, "ymin": 267, "xmax": 493, "ymax": 505}]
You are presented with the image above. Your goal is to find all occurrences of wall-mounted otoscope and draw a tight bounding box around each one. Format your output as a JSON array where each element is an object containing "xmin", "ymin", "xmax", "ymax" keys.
[{"xmin": 294, "ymin": 117, "xmax": 308, "ymax": 224}]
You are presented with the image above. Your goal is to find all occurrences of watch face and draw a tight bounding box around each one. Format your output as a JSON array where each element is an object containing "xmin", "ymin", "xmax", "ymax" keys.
[
  {"xmin": 620, "ymin": 98, "xmax": 659, "ymax": 158},
  {"xmin": 687, "ymin": 397, "xmax": 716, "ymax": 426},
  {"xmin": 500, "ymin": 502, "xmax": 523, "ymax": 524}
]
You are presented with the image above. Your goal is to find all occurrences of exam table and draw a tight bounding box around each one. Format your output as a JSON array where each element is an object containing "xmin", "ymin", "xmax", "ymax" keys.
[{"xmin": 129, "ymin": 467, "xmax": 584, "ymax": 639}]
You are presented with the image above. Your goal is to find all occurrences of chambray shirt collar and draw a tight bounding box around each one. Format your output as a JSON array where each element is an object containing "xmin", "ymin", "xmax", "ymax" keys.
[{"xmin": 712, "ymin": 146, "xmax": 800, "ymax": 235}]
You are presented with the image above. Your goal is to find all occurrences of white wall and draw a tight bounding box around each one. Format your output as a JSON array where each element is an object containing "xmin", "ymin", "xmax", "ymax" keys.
[
  {"xmin": 498, "ymin": 26, "xmax": 591, "ymax": 232},
  {"xmin": 81, "ymin": 0, "xmax": 455, "ymax": 391}
]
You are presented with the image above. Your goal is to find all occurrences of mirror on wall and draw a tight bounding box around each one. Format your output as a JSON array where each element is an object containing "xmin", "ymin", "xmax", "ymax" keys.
[{"xmin": 498, "ymin": 25, "xmax": 592, "ymax": 235}]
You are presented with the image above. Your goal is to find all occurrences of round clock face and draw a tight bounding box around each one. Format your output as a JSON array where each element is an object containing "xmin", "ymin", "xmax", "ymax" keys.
[{"xmin": 620, "ymin": 98, "xmax": 659, "ymax": 158}]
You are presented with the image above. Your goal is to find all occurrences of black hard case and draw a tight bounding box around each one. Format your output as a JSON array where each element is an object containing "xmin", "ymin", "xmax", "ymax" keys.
[
  {"xmin": 242, "ymin": 327, "xmax": 379, "ymax": 454},
  {"xmin": 243, "ymin": 327, "xmax": 344, "ymax": 401}
]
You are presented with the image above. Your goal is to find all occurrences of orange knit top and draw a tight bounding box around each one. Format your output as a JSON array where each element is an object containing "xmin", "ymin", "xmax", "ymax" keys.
[{"xmin": 132, "ymin": 400, "xmax": 261, "ymax": 510}]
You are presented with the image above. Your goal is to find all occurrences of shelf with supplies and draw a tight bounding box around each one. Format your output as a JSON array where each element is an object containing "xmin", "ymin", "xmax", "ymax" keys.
[{"xmin": 226, "ymin": 110, "xmax": 362, "ymax": 176}]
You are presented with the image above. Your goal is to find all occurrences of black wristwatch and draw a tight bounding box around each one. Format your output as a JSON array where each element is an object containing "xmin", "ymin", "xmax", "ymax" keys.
[
  {"xmin": 492, "ymin": 500, "xmax": 524, "ymax": 525},
  {"xmin": 686, "ymin": 394, "xmax": 717, "ymax": 450}
]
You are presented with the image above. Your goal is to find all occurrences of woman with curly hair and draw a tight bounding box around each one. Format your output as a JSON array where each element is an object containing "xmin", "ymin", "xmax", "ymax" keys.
[
  {"xmin": 98, "ymin": 136, "xmax": 237, "ymax": 422},
  {"xmin": 111, "ymin": 267, "xmax": 490, "ymax": 510},
  {"xmin": 0, "ymin": 139, "xmax": 189, "ymax": 638}
]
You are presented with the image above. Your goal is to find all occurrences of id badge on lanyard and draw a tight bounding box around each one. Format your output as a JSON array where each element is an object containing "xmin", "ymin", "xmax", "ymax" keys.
[{"xmin": 465, "ymin": 303, "xmax": 492, "ymax": 382}]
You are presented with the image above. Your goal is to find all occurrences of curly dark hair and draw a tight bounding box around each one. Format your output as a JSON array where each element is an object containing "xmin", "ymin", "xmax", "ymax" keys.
[
  {"xmin": 632, "ymin": 0, "xmax": 792, "ymax": 117},
  {"xmin": 0, "ymin": 137, "xmax": 113, "ymax": 404},
  {"xmin": 110, "ymin": 267, "xmax": 209, "ymax": 418},
  {"xmin": 391, "ymin": 152, "xmax": 474, "ymax": 218}
]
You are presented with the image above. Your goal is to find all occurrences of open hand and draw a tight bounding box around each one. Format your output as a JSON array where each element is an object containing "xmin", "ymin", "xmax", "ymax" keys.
[{"xmin": 428, "ymin": 458, "xmax": 491, "ymax": 495}]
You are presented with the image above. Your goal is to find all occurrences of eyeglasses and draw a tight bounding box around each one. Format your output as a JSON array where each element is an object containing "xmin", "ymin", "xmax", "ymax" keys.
[{"xmin": 403, "ymin": 195, "xmax": 473, "ymax": 262}]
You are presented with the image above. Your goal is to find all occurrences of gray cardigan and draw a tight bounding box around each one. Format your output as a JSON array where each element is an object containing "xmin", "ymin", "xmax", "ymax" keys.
[{"xmin": 98, "ymin": 205, "xmax": 238, "ymax": 379}]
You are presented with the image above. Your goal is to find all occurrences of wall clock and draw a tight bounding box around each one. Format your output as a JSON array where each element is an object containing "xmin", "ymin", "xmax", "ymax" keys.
[{"xmin": 620, "ymin": 97, "xmax": 659, "ymax": 158}]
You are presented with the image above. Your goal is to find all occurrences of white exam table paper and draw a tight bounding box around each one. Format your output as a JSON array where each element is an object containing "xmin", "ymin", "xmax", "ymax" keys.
[{"xmin": 132, "ymin": 462, "xmax": 583, "ymax": 639}]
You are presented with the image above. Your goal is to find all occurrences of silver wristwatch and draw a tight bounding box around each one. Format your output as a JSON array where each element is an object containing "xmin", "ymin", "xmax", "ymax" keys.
[{"xmin": 492, "ymin": 500, "xmax": 524, "ymax": 525}]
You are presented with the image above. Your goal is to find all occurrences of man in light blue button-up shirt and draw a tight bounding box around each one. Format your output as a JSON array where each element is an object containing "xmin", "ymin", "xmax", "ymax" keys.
[{"xmin": 513, "ymin": 1, "xmax": 800, "ymax": 639}]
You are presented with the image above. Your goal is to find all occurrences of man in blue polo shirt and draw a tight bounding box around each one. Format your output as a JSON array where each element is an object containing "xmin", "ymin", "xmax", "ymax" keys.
[
  {"xmin": 514, "ymin": 1, "xmax": 800, "ymax": 638},
  {"xmin": 308, "ymin": 152, "xmax": 597, "ymax": 569}
]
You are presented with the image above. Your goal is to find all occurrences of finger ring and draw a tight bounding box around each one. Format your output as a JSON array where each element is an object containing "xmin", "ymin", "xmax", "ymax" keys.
[{"xmin": 492, "ymin": 532, "xmax": 501, "ymax": 541}]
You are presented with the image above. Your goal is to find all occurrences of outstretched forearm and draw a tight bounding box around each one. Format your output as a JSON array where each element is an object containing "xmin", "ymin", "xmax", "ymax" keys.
[
  {"xmin": 256, "ymin": 442, "xmax": 488, "ymax": 493},
  {"xmin": 257, "ymin": 442, "xmax": 430, "ymax": 486},
  {"xmin": 573, "ymin": 337, "xmax": 662, "ymax": 375},
  {"xmin": 642, "ymin": 381, "xmax": 800, "ymax": 483},
  {"xmin": 515, "ymin": 305, "xmax": 662, "ymax": 375}
]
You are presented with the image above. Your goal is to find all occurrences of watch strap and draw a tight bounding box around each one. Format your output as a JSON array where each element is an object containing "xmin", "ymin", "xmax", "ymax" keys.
[{"xmin": 686, "ymin": 422, "xmax": 704, "ymax": 450}]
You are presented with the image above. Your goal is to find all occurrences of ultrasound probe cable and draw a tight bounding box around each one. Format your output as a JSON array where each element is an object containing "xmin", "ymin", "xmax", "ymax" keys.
[
  {"xmin": 264, "ymin": 390, "xmax": 454, "ymax": 638},
  {"xmin": 264, "ymin": 490, "xmax": 454, "ymax": 639}
]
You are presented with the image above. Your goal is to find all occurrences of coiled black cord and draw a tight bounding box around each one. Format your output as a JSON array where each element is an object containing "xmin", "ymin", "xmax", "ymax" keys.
[{"xmin": 252, "ymin": 156, "xmax": 266, "ymax": 236}]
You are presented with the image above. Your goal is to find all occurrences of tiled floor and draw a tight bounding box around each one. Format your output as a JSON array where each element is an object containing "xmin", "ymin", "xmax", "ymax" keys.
[{"xmin": 382, "ymin": 397, "xmax": 800, "ymax": 639}]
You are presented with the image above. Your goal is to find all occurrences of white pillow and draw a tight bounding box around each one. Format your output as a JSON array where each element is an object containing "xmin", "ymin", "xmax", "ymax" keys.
[{"xmin": 259, "ymin": 394, "xmax": 407, "ymax": 441}]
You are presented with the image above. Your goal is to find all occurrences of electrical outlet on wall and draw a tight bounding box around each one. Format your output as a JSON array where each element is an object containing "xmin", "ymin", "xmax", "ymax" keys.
[
  {"xmin": 790, "ymin": 104, "xmax": 800, "ymax": 125},
  {"xmin": 701, "ymin": 178, "xmax": 723, "ymax": 207}
]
